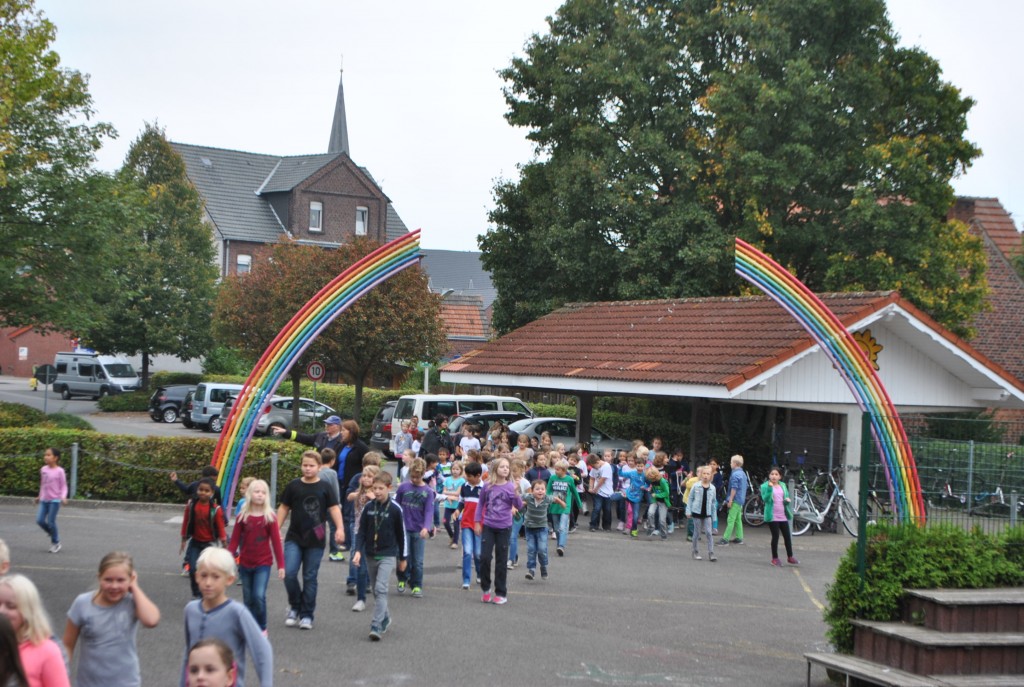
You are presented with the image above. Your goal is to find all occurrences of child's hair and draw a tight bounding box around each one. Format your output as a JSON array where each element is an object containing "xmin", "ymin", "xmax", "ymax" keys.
[
  {"xmin": 535, "ymin": 452, "xmax": 549, "ymax": 465},
  {"xmin": 372, "ymin": 471, "xmax": 393, "ymax": 487},
  {"xmin": 201, "ymin": 466, "xmax": 218, "ymax": 478},
  {"xmin": 98, "ymin": 551, "xmax": 134, "ymax": 577},
  {"xmin": 197, "ymin": 477, "xmax": 217, "ymax": 493},
  {"xmin": 463, "ymin": 461, "xmax": 483, "ymax": 478},
  {"xmin": 45, "ymin": 447, "xmax": 60, "ymax": 461},
  {"xmin": 320, "ymin": 448, "xmax": 337, "ymax": 465},
  {"xmin": 653, "ymin": 452, "xmax": 667, "ymax": 468},
  {"xmin": 301, "ymin": 449, "xmax": 322, "ymax": 465},
  {"xmin": 188, "ymin": 637, "xmax": 234, "ymax": 678},
  {"xmin": 361, "ymin": 465, "xmax": 381, "ymax": 481},
  {"xmin": 554, "ymin": 458, "xmax": 569, "ymax": 470},
  {"xmin": 424, "ymin": 454, "xmax": 439, "ymax": 468},
  {"xmin": 731, "ymin": 454, "xmax": 744, "ymax": 467},
  {"xmin": 530, "ymin": 479, "xmax": 547, "ymax": 490},
  {"xmin": 451, "ymin": 460, "xmax": 464, "ymax": 476},
  {"xmin": 196, "ymin": 547, "xmax": 237, "ymax": 578},
  {"xmin": 0, "ymin": 574, "xmax": 51, "ymax": 644},
  {"xmin": 237, "ymin": 476, "xmax": 255, "ymax": 494},
  {"xmin": 510, "ymin": 459, "xmax": 527, "ymax": 476},
  {"xmin": 0, "ymin": 539, "xmax": 8, "ymax": 570},
  {"xmin": 488, "ymin": 457, "xmax": 510, "ymax": 484},
  {"xmin": 437, "ymin": 446, "xmax": 450, "ymax": 457},
  {"xmin": 402, "ymin": 449, "xmax": 415, "ymax": 462},
  {"xmin": 467, "ymin": 449, "xmax": 481, "ymax": 463},
  {"xmin": 362, "ymin": 452, "xmax": 383, "ymax": 467},
  {"xmin": 480, "ymin": 449, "xmax": 493, "ymax": 462},
  {"xmin": 237, "ymin": 479, "xmax": 275, "ymax": 523},
  {"xmin": 409, "ymin": 458, "xmax": 426, "ymax": 478},
  {"xmin": 645, "ymin": 466, "xmax": 662, "ymax": 482},
  {"xmin": 586, "ymin": 454, "xmax": 601, "ymax": 467},
  {"xmin": 0, "ymin": 614, "xmax": 28, "ymax": 687},
  {"xmin": 401, "ymin": 419, "xmax": 411, "ymax": 431}
]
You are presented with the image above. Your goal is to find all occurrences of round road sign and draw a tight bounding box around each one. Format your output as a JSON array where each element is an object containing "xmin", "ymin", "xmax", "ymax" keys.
[
  {"xmin": 35, "ymin": 364, "xmax": 58, "ymax": 385},
  {"xmin": 306, "ymin": 361, "xmax": 325, "ymax": 382}
]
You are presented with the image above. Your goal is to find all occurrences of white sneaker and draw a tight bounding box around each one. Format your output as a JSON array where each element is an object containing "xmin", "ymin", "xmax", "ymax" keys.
[
  {"xmin": 298, "ymin": 617, "xmax": 313, "ymax": 630},
  {"xmin": 48, "ymin": 543, "xmax": 61, "ymax": 554},
  {"xmin": 616, "ymin": 522, "xmax": 625, "ymax": 531},
  {"xmin": 284, "ymin": 609, "xmax": 298, "ymax": 627},
  {"xmin": 351, "ymin": 600, "xmax": 365, "ymax": 612}
]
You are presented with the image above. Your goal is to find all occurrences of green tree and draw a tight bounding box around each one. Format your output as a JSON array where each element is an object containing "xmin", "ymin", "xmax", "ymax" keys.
[
  {"xmin": 1, "ymin": 0, "xmax": 118, "ymax": 331},
  {"xmin": 214, "ymin": 239, "xmax": 448, "ymax": 421},
  {"xmin": 483, "ymin": 0, "xmax": 986, "ymax": 336},
  {"xmin": 80, "ymin": 124, "xmax": 218, "ymax": 388}
]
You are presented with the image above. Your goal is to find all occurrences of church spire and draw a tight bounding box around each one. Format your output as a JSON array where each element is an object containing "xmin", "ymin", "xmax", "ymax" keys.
[{"xmin": 328, "ymin": 59, "xmax": 349, "ymax": 156}]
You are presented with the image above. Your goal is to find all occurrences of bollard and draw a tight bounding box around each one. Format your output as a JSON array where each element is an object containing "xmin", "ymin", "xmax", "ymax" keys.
[
  {"xmin": 270, "ymin": 452, "xmax": 279, "ymax": 509},
  {"xmin": 70, "ymin": 443, "xmax": 79, "ymax": 499}
]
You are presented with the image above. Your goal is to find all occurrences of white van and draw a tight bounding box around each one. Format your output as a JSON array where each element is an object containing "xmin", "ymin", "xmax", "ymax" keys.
[
  {"xmin": 190, "ymin": 382, "xmax": 244, "ymax": 432},
  {"xmin": 390, "ymin": 394, "xmax": 533, "ymax": 438},
  {"xmin": 52, "ymin": 352, "xmax": 140, "ymax": 400}
]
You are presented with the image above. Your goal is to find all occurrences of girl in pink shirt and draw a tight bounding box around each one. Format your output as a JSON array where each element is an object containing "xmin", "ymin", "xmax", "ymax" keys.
[
  {"xmin": 35, "ymin": 449, "xmax": 67, "ymax": 554},
  {"xmin": 0, "ymin": 574, "xmax": 69, "ymax": 687}
]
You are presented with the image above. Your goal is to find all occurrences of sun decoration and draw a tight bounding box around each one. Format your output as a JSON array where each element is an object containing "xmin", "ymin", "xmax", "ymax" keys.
[{"xmin": 852, "ymin": 329, "xmax": 883, "ymax": 370}]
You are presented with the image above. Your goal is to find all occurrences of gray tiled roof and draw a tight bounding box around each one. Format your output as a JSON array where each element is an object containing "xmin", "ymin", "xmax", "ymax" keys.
[
  {"xmin": 259, "ymin": 153, "xmax": 343, "ymax": 193},
  {"xmin": 386, "ymin": 205, "xmax": 409, "ymax": 242},
  {"xmin": 420, "ymin": 249, "xmax": 497, "ymax": 309},
  {"xmin": 171, "ymin": 142, "xmax": 285, "ymax": 243}
]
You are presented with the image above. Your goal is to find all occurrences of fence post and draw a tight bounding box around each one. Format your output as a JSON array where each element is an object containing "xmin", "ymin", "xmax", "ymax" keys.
[
  {"xmin": 966, "ymin": 440, "xmax": 975, "ymax": 514},
  {"xmin": 270, "ymin": 453, "xmax": 279, "ymax": 510},
  {"xmin": 1011, "ymin": 492, "xmax": 1019, "ymax": 528},
  {"xmin": 70, "ymin": 443, "xmax": 79, "ymax": 499}
]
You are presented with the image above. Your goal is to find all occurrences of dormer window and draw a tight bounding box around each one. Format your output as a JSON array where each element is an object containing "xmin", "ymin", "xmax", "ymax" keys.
[
  {"xmin": 355, "ymin": 207, "xmax": 368, "ymax": 236},
  {"xmin": 309, "ymin": 201, "xmax": 323, "ymax": 232}
]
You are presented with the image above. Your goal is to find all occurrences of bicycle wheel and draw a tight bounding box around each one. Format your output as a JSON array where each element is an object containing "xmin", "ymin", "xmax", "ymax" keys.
[
  {"xmin": 743, "ymin": 495, "xmax": 765, "ymax": 527},
  {"xmin": 838, "ymin": 498, "xmax": 858, "ymax": 536},
  {"xmin": 791, "ymin": 514, "xmax": 812, "ymax": 536}
]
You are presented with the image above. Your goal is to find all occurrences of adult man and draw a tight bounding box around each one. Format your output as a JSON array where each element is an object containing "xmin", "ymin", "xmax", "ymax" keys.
[
  {"xmin": 418, "ymin": 414, "xmax": 455, "ymax": 458},
  {"xmin": 273, "ymin": 414, "xmax": 345, "ymax": 454}
]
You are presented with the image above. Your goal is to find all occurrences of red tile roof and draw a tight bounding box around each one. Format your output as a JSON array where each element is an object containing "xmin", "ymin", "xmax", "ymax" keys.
[
  {"xmin": 441, "ymin": 294, "xmax": 489, "ymax": 339},
  {"xmin": 443, "ymin": 292, "xmax": 905, "ymax": 389},
  {"xmin": 951, "ymin": 197, "xmax": 1022, "ymax": 260}
]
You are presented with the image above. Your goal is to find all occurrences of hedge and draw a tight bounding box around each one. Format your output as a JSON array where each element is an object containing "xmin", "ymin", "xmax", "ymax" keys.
[{"xmin": 824, "ymin": 524, "xmax": 1024, "ymax": 653}]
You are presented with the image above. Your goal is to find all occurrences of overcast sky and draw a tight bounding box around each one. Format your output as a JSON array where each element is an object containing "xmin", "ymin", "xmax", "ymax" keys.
[{"xmin": 37, "ymin": 0, "xmax": 1022, "ymax": 251}]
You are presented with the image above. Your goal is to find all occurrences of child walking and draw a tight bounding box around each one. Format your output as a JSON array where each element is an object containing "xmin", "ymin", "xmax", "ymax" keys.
[
  {"xmin": 719, "ymin": 454, "xmax": 749, "ymax": 546},
  {"xmin": 507, "ymin": 460, "xmax": 530, "ymax": 570},
  {"xmin": 35, "ymin": 448, "xmax": 66, "ymax": 554},
  {"xmin": 0, "ymin": 574, "xmax": 69, "ymax": 687},
  {"xmin": 394, "ymin": 458, "xmax": 434, "ymax": 598},
  {"xmin": 64, "ymin": 552, "xmax": 160, "ymax": 687},
  {"xmin": 475, "ymin": 457, "xmax": 523, "ymax": 605},
  {"xmin": 547, "ymin": 459, "xmax": 582, "ymax": 554},
  {"xmin": 523, "ymin": 480, "xmax": 565, "ymax": 580},
  {"xmin": 185, "ymin": 638, "xmax": 236, "ymax": 687},
  {"xmin": 686, "ymin": 466, "xmax": 717, "ymax": 561},
  {"xmin": 646, "ymin": 467, "xmax": 671, "ymax": 539},
  {"xmin": 227, "ymin": 479, "xmax": 284, "ymax": 634},
  {"xmin": 441, "ymin": 461, "xmax": 466, "ymax": 548},
  {"xmin": 180, "ymin": 548, "xmax": 271, "ymax": 687},
  {"xmin": 352, "ymin": 472, "xmax": 407, "ymax": 641},
  {"xmin": 762, "ymin": 467, "xmax": 798, "ymax": 567},
  {"xmin": 346, "ymin": 465, "xmax": 380, "ymax": 612},
  {"xmin": 180, "ymin": 478, "xmax": 227, "ymax": 598},
  {"xmin": 457, "ymin": 462, "xmax": 484, "ymax": 590}
]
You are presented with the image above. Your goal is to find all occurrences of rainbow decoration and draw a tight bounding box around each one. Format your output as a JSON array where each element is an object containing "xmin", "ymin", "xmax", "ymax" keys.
[
  {"xmin": 735, "ymin": 238, "xmax": 926, "ymax": 524},
  {"xmin": 212, "ymin": 231, "xmax": 423, "ymax": 511}
]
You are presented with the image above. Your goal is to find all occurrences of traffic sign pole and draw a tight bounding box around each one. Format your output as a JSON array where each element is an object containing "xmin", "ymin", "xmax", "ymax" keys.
[{"xmin": 306, "ymin": 362, "xmax": 326, "ymax": 420}]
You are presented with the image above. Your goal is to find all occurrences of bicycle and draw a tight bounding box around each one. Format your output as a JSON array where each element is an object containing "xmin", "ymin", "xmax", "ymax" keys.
[
  {"xmin": 742, "ymin": 475, "xmax": 765, "ymax": 527},
  {"xmin": 791, "ymin": 468, "xmax": 858, "ymax": 536},
  {"xmin": 969, "ymin": 452, "xmax": 1018, "ymax": 518}
]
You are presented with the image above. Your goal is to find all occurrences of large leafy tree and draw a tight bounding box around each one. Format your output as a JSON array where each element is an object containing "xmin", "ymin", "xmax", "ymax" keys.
[
  {"xmin": 482, "ymin": 0, "xmax": 987, "ymax": 336},
  {"xmin": 214, "ymin": 239, "xmax": 448, "ymax": 420},
  {"xmin": 80, "ymin": 124, "xmax": 218, "ymax": 388},
  {"xmin": 0, "ymin": 0, "xmax": 118, "ymax": 331}
]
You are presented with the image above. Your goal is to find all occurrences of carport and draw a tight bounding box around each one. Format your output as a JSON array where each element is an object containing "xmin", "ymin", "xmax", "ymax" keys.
[{"xmin": 440, "ymin": 291, "xmax": 1024, "ymax": 503}]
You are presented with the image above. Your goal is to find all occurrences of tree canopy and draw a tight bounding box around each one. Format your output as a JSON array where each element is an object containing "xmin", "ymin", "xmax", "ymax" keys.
[
  {"xmin": 79, "ymin": 124, "xmax": 218, "ymax": 388},
  {"xmin": 0, "ymin": 0, "xmax": 118, "ymax": 331},
  {"xmin": 482, "ymin": 0, "xmax": 987, "ymax": 337},
  {"xmin": 214, "ymin": 239, "xmax": 448, "ymax": 419}
]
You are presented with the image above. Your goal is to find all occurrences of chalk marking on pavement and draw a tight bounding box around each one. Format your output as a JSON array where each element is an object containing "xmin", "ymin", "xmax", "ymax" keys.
[{"xmin": 792, "ymin": 568, "xmax": 825, "ymax": 611}]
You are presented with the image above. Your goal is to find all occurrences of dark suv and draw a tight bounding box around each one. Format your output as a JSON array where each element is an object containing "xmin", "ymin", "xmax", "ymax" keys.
[
  {"xmin": 369, "ymin": 401, "xmax": 398, "ymax": 457},
  {"xmin": 148, "ymin": 384, "xmax": 197, "ymax": 423}
]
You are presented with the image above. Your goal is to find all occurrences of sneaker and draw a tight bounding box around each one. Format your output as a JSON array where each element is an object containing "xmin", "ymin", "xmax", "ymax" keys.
[
  {"xmin": 381, "ymin": 615, "xmax": 392, "ymax": 634},
  {"xmin": 525, "ymin": 570, "xmax": 535, "ymax": 580},
  {"xmin": 712, "ymin": 528, "xmax": 719, "ymax": 536},
  {"xmin": 48, "ymin": 543, "xmax": 61, "ymax": 554},
  {"xmin": 369, "ymin": 626, "xmax": 382, "ymax": 641},
  {"xmin": 180, "ymin": 563, "xmax": 189, "ymax": 577},
  {"xmin": 492, "ymin": 596, "xmax": 508, "ymax": 605},
  {"xmin": 352, "ymin": 600, "xmax": 365, "ymax": 612},
  {"xmin": 449, "ymin": 542, "xmax": 458, "ymax": 549},
  {"xmin": 660, "ymin": 532, "xmax": 668, "ymax": 540},
  {"xmin": 621, "ymin": 528, "xmax": 630, "ymax": 535},
  {"xmin": 481, "ymin": 592, "xmax": 492, "ymax": 603},
  {"xmin": 667, "ymin": 524, "xmax": 675, "ymax": 534},
  {"xmin": 649, "ymin": 530, "xmax": 661, "ymax": 537},
  {"xmin": 616, "ymin": 522, "xmax": 625, "ymax": 531},
  {"xmin": 787, "ymin": 556, "xmax": 800, "ymax": 565},
  {"xmin": 261, "ymin": 629, "xmax": 268, "ymax": 638},
  {"xmin": 397, "ymin": 581, "xmax": 406, "ymax": 594},
  {"xmin": 569, "ymin": 526, "xmax": 578, "ymax": 533},
  {"xmin": 328, "ymin": 551, "xmax": 346, "ymax": 562},
  {"xmin": 284, "ymin": 609, "xmax": 299, "ymax": 627},
  {"xmin": 551, "ymin": 531, "xmax": 557, "ymax": 539},
  {"xmin": 692, "ymin": 551, "xmax": 702, "ymax": 560},
  {"xmin": 506, "ymin": 560, "xmax": 514, "ymax": 570},
  {"xmin": 346, "ymin": 583, "xmax": 356, "ymax": 596},
  {"xmin": 771, "ymin": 558, "xmax": 783, "ymax": 567},
  {"xmin": 411, "ymin": 587, "xmax": 423, "ymax": 598},
  {"xmin": 461, "ymin": 584, "xmax": 470, "ymax": 590},
  {"xmin": 733, "ymin": 539, "xmax": 745, "ymax": 545},
  {"xmin": 630, "ymin": 530, "xmax": 638, "ymax": 538},
  {"xmin": 338, "ymin": 544, "xmax": 348, "ymax": 551},
  {"xmin": 717, "ymin": 538, "xmax": 730, "ymax": 546},
  {"xmin": 709, "ymin": 553, "xmax": 718, "ymax": 562},
  {"xmin": 589, "ymin": 527, "xmax": 598, "ymax": 532},
  {"xmin": 429, "ymin": 530, "xmax": 436, "ymax": 539},
  {"xmin": 541, "ymin": 568, "xmax": 548, "ymax": 579},
  {"xmin": 298, "ymin": 617, "xmax": 313, "ymax": 630},
  {"xmin": 557, "ymin": 546, "xmax": 565, "ymax": 557}
]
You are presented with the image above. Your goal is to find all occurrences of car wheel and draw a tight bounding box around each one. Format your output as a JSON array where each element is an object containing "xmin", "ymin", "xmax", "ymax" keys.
[
  {"xmin": 60, "ymin": 386, "xmax": 71, "ymax": 400},
  {"xmin": 182, "ymin": 419, "xmax": 194, "ymax": 429},
  {"xmin": 208, "ymin": 417, "xmax": 223, "ymax": 433},
  {"xmin": 151, "ymin": 414, "xmax": 162, "ymax": 423},
  {"xmin": 162, "ymin": 408, "xmax": 179, "ymax": 423},
  {"xmin": 97, "ymin": 387, "xmax": 109, "ymax": 400}
]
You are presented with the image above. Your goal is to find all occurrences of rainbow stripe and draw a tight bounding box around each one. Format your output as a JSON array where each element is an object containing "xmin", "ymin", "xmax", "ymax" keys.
[
  {"xmin": 735, "ymin": 238, "xmax": 925, "ymax": 524},
  {"xmin": 212, "ymin": 231, "xmax": 423, "ymax": 511}
]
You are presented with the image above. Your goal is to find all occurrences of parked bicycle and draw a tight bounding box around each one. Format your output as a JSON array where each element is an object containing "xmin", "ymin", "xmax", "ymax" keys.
[
  {"xmin": 792, "ymin": 467, "xmax": 858, "ymax": 536},
  {"xmin": 969, "ymin": 452, "xmax": 1019, "ymax": 518}
]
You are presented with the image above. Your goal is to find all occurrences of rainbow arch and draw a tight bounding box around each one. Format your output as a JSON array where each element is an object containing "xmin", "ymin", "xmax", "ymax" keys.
[
  {"xmin": 211, "ymin": 231, "xmax": 423, "ymax": 511},
  {"xmin": 735, "ymin": 238, "xmax": 926, "ymax": 524}
]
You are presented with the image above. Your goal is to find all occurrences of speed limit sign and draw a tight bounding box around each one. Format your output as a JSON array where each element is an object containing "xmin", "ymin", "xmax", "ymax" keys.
[{"xmin": 306, "ymin": 361, "xmax": 325, "ymax": 382}]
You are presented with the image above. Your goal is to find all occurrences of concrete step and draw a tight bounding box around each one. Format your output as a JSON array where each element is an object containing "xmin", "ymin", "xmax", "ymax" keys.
[
  {"xmin": 903, "ymin": 589, "xmax": 1024, "ymax": 633},
  {"xmin": 853, "ymin": 620, "xmax": 1024, "ymax": 675}
]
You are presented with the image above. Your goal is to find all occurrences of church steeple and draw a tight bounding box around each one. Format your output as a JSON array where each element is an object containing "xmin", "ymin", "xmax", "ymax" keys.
[{"xmin": 328, "ymin": 61, "xmax": 349, "ymax": 156}]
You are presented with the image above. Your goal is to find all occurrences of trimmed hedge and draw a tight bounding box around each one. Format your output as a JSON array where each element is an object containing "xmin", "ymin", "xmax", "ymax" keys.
[
  {"xmin": 824, "ymin": 524, "xmax": 1024, "ymax": 653},
  {"xmin": 0, "ymin": 403, "xmax": 94, "ymax": 431}
]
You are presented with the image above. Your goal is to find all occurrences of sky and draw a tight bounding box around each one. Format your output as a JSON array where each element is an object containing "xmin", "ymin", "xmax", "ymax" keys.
[{"xmin": 36, "ymin": 0, "xmax": 1023, "ymax": 251}]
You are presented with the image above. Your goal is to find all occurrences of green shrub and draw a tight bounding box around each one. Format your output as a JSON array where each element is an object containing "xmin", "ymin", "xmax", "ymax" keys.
[
  {"xmin": 0, "ymin": 403, "xmax": 46, "ymax": 428},
  {"xmin": 150, "ymin": 371, "xmax": 203, "ymax": 386},
  {"xmin": 39, "ymin": 413, "xmax": 94, "ymax": 431},
  {"xmin": 97, "ymin": 390, "xmax": 150, "ymax": 412},
  {"xmin": 824, "ymin": 524, "xmax": 1024, "ymax": 653}
]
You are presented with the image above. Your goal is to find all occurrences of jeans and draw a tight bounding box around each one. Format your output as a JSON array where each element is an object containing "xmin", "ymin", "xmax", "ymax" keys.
[
  {"xmin": 589, "ymin": 493, "xmax": 612, "ymax": 530},
  {"xmin": 354, "ymin": 555, "xmax": 369, "ymax": 601},
  {"xmin": 443, "ymin": 507, "xmax": 459, "ymax": 543},
  {"xmin": 284, "ymin": 540, "xmax": 324, "ymax": 621},
  {"xmin": 553, "ymin": 512, "xmax": 569, "ymax": 548},
  {"xmin": 399, "ymin": 531, "xmax": 425, "ymax": 589},
  {"xmin": 611, "ymin": 493, "xmax": 626, "ymax": 523},
  {"xmin": 648, "ymin": 502, "xmax": 668, "ymax": 533},
  {"xmin": 692, "ymin": 515, "xmax": 714, "ymax": 555},
  {"xmin": 723, "ymin": 502, "xmax": 744, "ymax": 541},
  {"xmin": 508, "ymin": 516, "xmax": 524, "ymax": 564},
  {"xmin": 525, "ymin": 526, "xmax": 549, "ymax": 572},
  {"xmin": 36, "ymin": 500, "xmax": 60, "ymax": 544},
  {"xmin": 239, "ymin": 565, "xmax": 271, "ymax": 630},
  {"xmin": 460, "ymin": 527, "xmax": 481, "ymax": 586},
  {"xmin": 479, "ymin": 525, "xmax": 511, "ymax": 597},
  {"xmin": 366, "ymin": 555, "xmax": 395, "ymax": 630},
  {"xmin": 768, "ymin": 520, "xmax": 794, "ymax": 559},
  {"xmin": 185, "ymin": 539, "xmax": 214, "ymax": 597},
  {"xmin": 625, "ymin": 500, "xmax": 640, "ymax": 531}
]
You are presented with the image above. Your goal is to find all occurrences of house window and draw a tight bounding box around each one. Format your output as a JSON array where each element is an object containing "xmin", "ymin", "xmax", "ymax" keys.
[
  {"xmin": 236, "ymin": 254, "xmax": 251, "ymax": 274},
  {"xmin": 309, "ymin": 201, "xmax": 323, "ymax": 232},
  {"xmin": 355, "ymin": 207, "xmax": 368, "ymax": 236}
]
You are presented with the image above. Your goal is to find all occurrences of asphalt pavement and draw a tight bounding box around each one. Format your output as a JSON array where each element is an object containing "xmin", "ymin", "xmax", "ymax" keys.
[{"xmin": 0, "ymin": 497, "xmax": 851, "ymax": 686}]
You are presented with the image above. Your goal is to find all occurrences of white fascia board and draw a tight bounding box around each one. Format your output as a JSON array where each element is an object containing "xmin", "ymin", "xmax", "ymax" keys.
[{"xmin": 438, "ymin": 371, "xmax": 728, "ymax": 399}]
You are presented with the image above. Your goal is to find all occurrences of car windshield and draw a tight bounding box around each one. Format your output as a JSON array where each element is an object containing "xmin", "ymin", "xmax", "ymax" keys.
[
  {"xmin": 508, "ymin": 419, "xmax": 532, "ymax": 432},
  {"xmin": 104, "ymin": 363, "xmax": 136, "ymax": 377}
]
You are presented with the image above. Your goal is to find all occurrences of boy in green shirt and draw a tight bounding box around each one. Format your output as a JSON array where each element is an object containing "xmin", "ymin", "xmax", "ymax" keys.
[
  {"xmin": 547, "ymin": 459, "xmax": 582, "ymax": 557},
  {"xmin": 646, "ymin": 467, "xmax": 671, "ymax": 540}
]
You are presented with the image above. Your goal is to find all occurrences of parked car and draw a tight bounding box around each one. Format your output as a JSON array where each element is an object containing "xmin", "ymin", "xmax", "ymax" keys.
[
  {"xmin": 191, "ymin": 382, "xmax": 244, "ymax": 432},
  {"xmin": 180, "ymin": 390, "xmax": 195, "ymax": 429},
  {"xmin": 447, "ymin": 411, "xmax": 531, "ymax": 442},
  {"xmin": 391, "ymin": 394, "xmax": 533, "ymax": 437},
  {"xmin": 148, "ymin": 384, "xmax": 196, "ymax": 423},
  {"xmin": 251, "ymin": 396, "xmax": 337, "ymax": 435},
  {"xmin": 369, "ymin": 400, "xmax": 398, "ymax": 457},
  {"xmin": 507, "ymin": 417, "xmax": 632, "ymax": 453},
  {"xmin": 52, "ymin": 351, "xmax": 140, "ymax": 400}
]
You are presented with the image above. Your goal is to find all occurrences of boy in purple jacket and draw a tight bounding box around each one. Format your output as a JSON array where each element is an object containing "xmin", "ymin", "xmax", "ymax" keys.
[
  {"xmin": 474, "ymin": 457, "xmax": 524, "ymax": 605},
  {"xmin": 394, "ymin": 458, "xmax": 434, "ymax": 597}
]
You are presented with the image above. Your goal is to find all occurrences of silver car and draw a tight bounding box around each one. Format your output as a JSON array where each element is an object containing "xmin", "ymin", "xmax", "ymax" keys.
[
  {"xmin": 507, "ymin": 417, "xmax": 632, "ymax": 453},
  {"xmin": 218, "ymin": 395, "xmax": 337, "ymax": 435}
]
